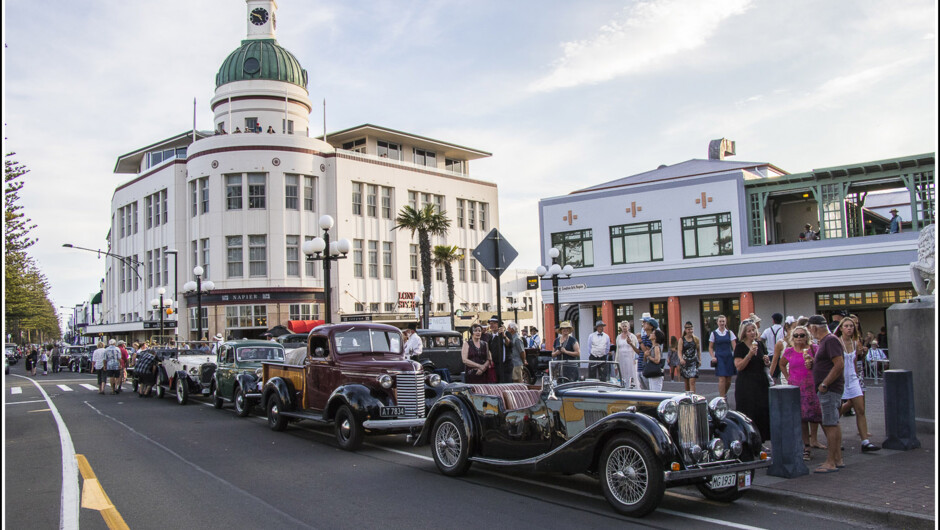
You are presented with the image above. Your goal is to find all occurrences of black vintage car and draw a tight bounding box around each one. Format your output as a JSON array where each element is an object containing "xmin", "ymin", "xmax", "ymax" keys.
[
  {"xmin": 66, "ymin": 345, "xmax": 95, "ymax": 373},
  {"xmin": 417, "ymin": 360, "xmax": 770, "ymax": 517},
  {"xmin": 414, "ymin": 330, "xmax": 464, "ymax": 381}
]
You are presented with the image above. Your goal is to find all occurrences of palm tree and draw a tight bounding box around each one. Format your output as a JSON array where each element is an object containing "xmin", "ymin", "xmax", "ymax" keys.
[
  {"xmin": 432, "ymin": 244, "xmax": 463, "ymax": 330},
  {"xmin": 394, "ymin": 204, "xmax": 451, "ymax": 327}
]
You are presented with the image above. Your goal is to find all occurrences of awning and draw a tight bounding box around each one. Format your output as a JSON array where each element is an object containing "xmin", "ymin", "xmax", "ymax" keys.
[
  {"xmin": 91, "ymin": 291, "xmax": 103, "ymax": 304},
  {"xmin": 287, "ymin": 320, "xmax": 325, "ymax": 333}
]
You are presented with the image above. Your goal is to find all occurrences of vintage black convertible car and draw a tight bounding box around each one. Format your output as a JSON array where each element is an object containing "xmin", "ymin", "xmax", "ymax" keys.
[{"xmin": 416, "ymin": 360, "xmax": 770, "ymax": 517}]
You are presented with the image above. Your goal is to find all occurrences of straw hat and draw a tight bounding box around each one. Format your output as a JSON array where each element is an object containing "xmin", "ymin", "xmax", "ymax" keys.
[{"xmin": 558, "ymin": 321, "xmax": 573, "ymax": 330}]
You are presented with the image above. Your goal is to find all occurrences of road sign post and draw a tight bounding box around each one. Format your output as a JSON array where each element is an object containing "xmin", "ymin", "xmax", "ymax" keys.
[{"xmin": 472, "ymin": 228, "xmax": 518, "ymax": 325}]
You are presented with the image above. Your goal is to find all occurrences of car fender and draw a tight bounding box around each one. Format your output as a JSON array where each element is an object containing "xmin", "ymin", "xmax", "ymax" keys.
[
  {"xmin": 717, "ymin": 410, "xmax": 763, "ymax": 459},
  {"xmin": 236, "ymin": 372, "xmax": 260, "ymax": 394},
  {"xmin": 325, "ymin": 384, "xmax": 377, "ymax": 423},
  {"xmin": 262, "ymin": 377, "xmax": 296, "ymax": 413},
  {"xmin": 415, "ymin": 394, "xmax": 478, "ymax": 448},
  {"xmin": 174, "ymin": 370, "xmax": 193, "ymax": 390}
]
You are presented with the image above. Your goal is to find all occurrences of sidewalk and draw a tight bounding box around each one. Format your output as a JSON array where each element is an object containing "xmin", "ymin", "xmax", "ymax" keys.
[{"xmin": 662, "ymin": 374, "xmax": 936, "ymax": 527}]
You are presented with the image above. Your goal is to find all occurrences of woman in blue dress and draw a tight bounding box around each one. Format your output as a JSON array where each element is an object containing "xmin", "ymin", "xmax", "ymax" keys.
[{"xmin": 708, "ymin": 315, "xmax": 737, "ymax": 398}]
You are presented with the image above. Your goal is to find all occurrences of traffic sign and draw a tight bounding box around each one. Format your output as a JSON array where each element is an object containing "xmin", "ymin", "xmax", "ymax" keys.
[
  {"xmin": 527, "ymin": 275, "xmax": 540, "ymax": 290},
  {"xmin": 472, "ymin": 228, "xmax": 518, "ymax": 279}
]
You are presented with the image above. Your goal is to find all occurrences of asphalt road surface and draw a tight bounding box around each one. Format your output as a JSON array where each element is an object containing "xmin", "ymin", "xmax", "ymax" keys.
[{"xmin": 4, "ymin": 367, "xmax": 886, "ymax": 529}]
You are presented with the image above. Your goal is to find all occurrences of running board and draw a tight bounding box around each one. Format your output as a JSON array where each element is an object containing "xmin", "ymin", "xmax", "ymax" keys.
[{"xmin": 278, "ymin": 410, "xmax": 331, "ymax": 425}]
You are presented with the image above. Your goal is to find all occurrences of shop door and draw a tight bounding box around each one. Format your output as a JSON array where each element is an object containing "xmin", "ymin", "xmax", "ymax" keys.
[{"xmin": 700, "ymin": 298, "xmax": 740, "ymax": 351}]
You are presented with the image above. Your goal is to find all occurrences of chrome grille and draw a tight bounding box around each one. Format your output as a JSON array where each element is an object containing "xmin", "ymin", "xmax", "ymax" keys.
[
  {"xmin": 676, "ymin": 399, "xmax": 709, "ymax": 463},
  {"xmin": 395, "ymin": 372, "xmax": 425, "ymax": 418}
]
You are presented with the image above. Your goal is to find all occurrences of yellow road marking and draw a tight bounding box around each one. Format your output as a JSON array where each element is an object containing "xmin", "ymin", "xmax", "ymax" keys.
[
  {"xmin": 76, "ymin": 454, "xmax": 130, "ymax": 530},
  {"xmin": 29, "ymin": 408, "xmax": 51, "ymax": 413}
]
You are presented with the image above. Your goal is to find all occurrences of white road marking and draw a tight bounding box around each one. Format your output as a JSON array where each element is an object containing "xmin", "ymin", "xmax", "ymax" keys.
[
  {"xmin": 6, "ymin": 399, "xmax": 49, "ymax": 405},
  {"xmin": 10, "ymin": 375, "xmax": 80, "ymax": 529},
  {"xmin": 11, "ymin": 387, "xmax": 22, "ymax": 395},
  {"xmin": 57, "ymin": 385, "xmax": 74, "ymax": 392},
  {"xmin": 80, "ymin": 384, "xmax": 98, "ymax": 391}
]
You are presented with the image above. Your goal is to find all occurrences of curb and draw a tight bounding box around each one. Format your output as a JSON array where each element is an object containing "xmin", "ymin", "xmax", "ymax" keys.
[{"xmin": 748, "ymin": 486, "xmax": 935, "ymax": 529}]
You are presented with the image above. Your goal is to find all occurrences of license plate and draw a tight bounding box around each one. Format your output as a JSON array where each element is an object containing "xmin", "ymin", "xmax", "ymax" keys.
[
  {"xmin": 708, "ymin": 471, "xmax": 751, "ymax": 490},
  {"xmin": 201, "ymin": 388, "xmax": 211, "ymax": 395},
  {"xmin": 380, "ymin": 406, "xmax": 405, "ymax": 417}
]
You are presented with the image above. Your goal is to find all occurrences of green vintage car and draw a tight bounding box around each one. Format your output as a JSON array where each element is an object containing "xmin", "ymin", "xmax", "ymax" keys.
[{"xmin": 212, "ymin": 340, "xmax": 286, "ymax": 417}]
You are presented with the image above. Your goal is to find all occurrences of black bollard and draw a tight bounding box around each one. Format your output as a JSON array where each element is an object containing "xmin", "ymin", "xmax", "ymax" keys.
[
  {"xmin": 767, "ymin": 385, "xmax": 808, "ymax": 478},
  {"xmin": 882, "ymin": 370, "xmax": 922, "ymax": 450}
]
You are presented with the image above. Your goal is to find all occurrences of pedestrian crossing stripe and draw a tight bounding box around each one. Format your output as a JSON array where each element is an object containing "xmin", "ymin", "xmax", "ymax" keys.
[
  {"xmin": 58, "ymin": 385, "xmax": 74, "ymax": 392},
  {"xmin": 11, "ymin": 387, "xmax": 22, "ymax": 395},
  {"xmin": 80, "ymin": 384, "xmax": 98, "ymax": 391}
]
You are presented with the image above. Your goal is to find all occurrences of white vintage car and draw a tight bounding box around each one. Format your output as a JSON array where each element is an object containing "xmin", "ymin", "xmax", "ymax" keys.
[{"xmin": 153, "ymin": 347, "xmax": 216, "ymax": 405}]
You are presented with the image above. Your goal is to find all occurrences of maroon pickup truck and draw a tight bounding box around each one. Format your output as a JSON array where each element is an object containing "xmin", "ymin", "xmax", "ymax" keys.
[{"xmin": 261, "ymin": 322, "xmax": 445, "ymax": 450}]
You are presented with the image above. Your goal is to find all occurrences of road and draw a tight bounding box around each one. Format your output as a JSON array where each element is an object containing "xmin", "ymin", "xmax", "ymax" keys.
[{"xmin": 4, "ymin": 367, "xmax": 890, "ymax": 529}]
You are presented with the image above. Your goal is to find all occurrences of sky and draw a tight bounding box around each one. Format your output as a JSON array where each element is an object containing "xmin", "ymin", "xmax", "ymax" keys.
[{"xmin": 3, "ymin": 0, "xmax": 937, "ymax": 330}]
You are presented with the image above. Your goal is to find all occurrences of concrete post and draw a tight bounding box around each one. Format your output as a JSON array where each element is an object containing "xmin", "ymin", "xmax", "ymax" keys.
[
  {"xmin": 767, "ymin": 385, "xmax": 809, "ymax": 478},
  {"xmin": 882, "ymin": 370, "xmax": 922, "ymax": 451}
]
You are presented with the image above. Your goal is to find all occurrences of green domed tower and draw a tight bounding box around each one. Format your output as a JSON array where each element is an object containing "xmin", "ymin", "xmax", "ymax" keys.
[{"xmin": 215, "ymin": 38, "xmax": 308, "ymax": 89}]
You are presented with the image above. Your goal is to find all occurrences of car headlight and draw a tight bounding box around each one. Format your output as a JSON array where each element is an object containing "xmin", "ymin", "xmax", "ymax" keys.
[
  {"xmin": 730, "ymin": 440, "xmax": 743, "ymax": 456},
  {"xmin": 708, "ymin": 438, "xmax": 725, "ymax": 459},
  {"xmin": 427, "ymin": 373, "xmax": 441, "ymax": 387},
  {"xmin": 378, "ymin": 374, "xmax": 393, "ymax": 389},
  {"xmin": 657, "ymin": 399, "xmax": 678, "ymax": 425},
  {"xmin": 255, "ymin": 367, "xmax": 263, "ymax": 378},
  {"xmin": 189, "ymin": 367, "xmax": 199, "ymax": 376},
  {"xmin": 708, "ymin": 397, "xmax": 729, "ymax": 421}
]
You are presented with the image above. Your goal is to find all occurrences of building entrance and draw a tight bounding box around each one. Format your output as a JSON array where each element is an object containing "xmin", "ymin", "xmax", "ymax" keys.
[{"xmin": 700, "ymin": 297, "xmax": 740, "ymax": 351}]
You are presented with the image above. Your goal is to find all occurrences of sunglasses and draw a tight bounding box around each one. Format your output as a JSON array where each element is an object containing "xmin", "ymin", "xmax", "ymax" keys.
[{"xmin": 792, "ymin": 334, "xmax": 807, "ymax": 338}]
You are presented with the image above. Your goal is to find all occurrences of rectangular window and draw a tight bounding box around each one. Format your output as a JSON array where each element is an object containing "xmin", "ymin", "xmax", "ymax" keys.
[
  {"xmin": 370, "ymin": 303, "xmax": 380, "ymax": 313},
  {"xmin": 132, "ymin": 202, "xmax": 138, "ymax": 234},
  {"xmin": 366, "ymin": 185, "xmax": 378, "ymax": 217},
  {"xmin": 248, "ymin": 173, "xmax": 266, "ymax": 209},
  {"xmin": 282, "ymin": 119, "xmax": 294, "ymax": 135},
  {"xmin": 244, "ymin": 117, "xmax": 258, "ymax": 132},
  {"xmin": 445, "ymin": 159, "xmax": 465, "ymax": 174},
  {"xmin": 201, "ymin": 238, "xmax": 210, "ymax": 279},
  {"xmin": 458, "ymin": 250, "xmax": 467, "ymax": 282},
  {"xmin": 227, "ymin": 236, "xmax": 243, "ymax": 278},
  {"xmin": 434, "ymin": 194, "xmax": 443, "ymax": 214},
  {"xmin": 304, "ymin": 236, "xmax": 317, "ymax": 277},
  {"xmin": 610, "ymin": 221, "xmax": 663, "ymax": 264},
  {"xmin": 384, "ymin": 303, "xmax": 395, "ymax": 312},
  {"xmin": 353, "ymin": 239, "xmax": 364, "ymax": 278},
  {"xmin": 162, "ymin": 246, "xmax": 168, "ymax": 286},
  {"xmin": 681, "ymin": 213, "xmax": 733, "ymax": 258},
  {"xmin": 119, "ymin": 207, "xmax": 126, "ymax": 238},
  {"xmin": 468, "ymin": 201, "xmax": 476, "ymax": 229},
  {"xmin": 382, "ymin": 242, "xmax": 393, "ymax": 279},
  {"xmin": 120, "ymin": 260, "xmax": 126, "ymax": 293},
  {"xmin": 422, "ymin": 193, "xmax": 432, "ymax": 208},
  {"xmin": 225, "ymin": 305, "xmax": 267, "ymax": 328},
  {"xmin": 368, "ymin": 240, "xmax": 378, "ymax": 278},
  {"xmin": 153, "ymin": 192, "xmax": 162, "ymax": 226},
  {"xmin": 342, "ymin": 138, "xmax": 366, "ymax": 153},
  {"xmin": 355, "ymin": 303, "xmax": 365, "ymax": 312},
  {"xmin": 479, "ymin": 203, "xmax": 487, "ymax": 231},
  {"xmin": 435, "ymin": 264, "xmax": 444, "ymax": 281},
  {"xmin": 457, "ymin": 200, "xmax": 464, "ymax": 227},
  {"xmin": 289, "ymin": 303, "xmax": 316, "ymax": 321},
  {"xmin": 191, "ymin": 240, "xmax": 198, "ymax": 274},
  {"xmin": 352, "ymin": 182, "xmax": 362, "ymax": 215},
  {"xmin": 249, "ymin": 235, "xmax": 267, "ymax": 277},
  {"xmin": 190, "ymin": 182, "xmax": 198, "ymax": 217},
  {"xmin": 286, "ymin": 235, "xmax": 300, "ymax": 277},
  {"xmin": 377, "ymin": 140, "xmax": 400, "ymax": 160},
  {"xmin": 189, "ymin": 307, "xmax": 208, "ymax": 333},
  {"xmin": 381, "ymin": 187, "xmax": 392, "ymax": 219},
  {"xmin": 200, "ymin": 178, "xmax": 209, "ymax": 213},
  {"xmin": 285, "ymin": 175, "xmax": 299, "ymax": 210},
  {"xmin": 226, "ymin": 174, "xmax": 243, "ymax": 210},
  {"xmin": 551, "ymin": 229, "xmax": 594, "ymax": 268},
  {"xmin": 408, "ymin": 191, "xmax": 418, "ymax": 210},
  {"xmin": 410, "ymin": 244, "xmax": 419, "ymax": 280},
  {"xmin": 161, "ymin": 190, "xmax": 167, "ymax": 225},
  {"xmin": 146, "ymin": 196, "xmax": 153, "ymax": 228},
  {"xmin": 470, "ymin": 255, "xmax": 478, "ymax": 282},
  {"xmin": 413, "ymin": 148, "xmax": 436, "ymax": 167},
  {"xmin": 304, "ymin": 176, "xmax": 316, "ymax": 211},
  {"xmin": 147, "ymin": 250, "xmax": 153, "ymax": 287},
  {"xmin": 132, "ymin": 254, "xmax": 139, "ymax": 290}
]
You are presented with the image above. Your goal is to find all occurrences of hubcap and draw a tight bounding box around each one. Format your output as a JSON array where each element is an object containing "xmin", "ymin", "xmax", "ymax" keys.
[
  {"xmin": 340, "ymin": 418, "xmax": 351, "ymax": 439},
  {"xmin": 434, "ymin": 421, "xmax": 461, "ymax": 467},
  {"xmin": 606, "ymin": 445, "xmax": 647, "ymax": 506},
  {"xmin": 236, "ymin": 393, "xmax": 244, "ymax": 409}
]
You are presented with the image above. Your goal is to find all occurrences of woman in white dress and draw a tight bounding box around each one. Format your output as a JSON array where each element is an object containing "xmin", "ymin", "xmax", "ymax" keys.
[
  {"xmin": 837, "ymin": 317, "xmax": 880, "ymax": 453},
  {"xmin": 615, "ymin": 321, "xmax": 639, "ymax": 389}
]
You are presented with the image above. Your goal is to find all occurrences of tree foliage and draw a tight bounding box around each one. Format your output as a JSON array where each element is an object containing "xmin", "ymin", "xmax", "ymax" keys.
[
  {"xmin": 432, "ymin": 244, "xmax": 462, "ymax": 330},
  {"xmin": 5, "ymin": 152, "xmax": 61, "ymax": 342},
  {"xmin": 394, "ymin": 205, "xmax": 451, "ymax": 325}
]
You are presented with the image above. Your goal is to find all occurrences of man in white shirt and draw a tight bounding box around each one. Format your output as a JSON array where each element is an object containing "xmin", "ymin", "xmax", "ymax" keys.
[
  {"xmin": 761, "ymin": 313, "xmax": 786, "ymax": 383},
  {"xmin": 92, "ymin": 341, "xmax": 108, "ymax": 394},
  {"xmin": 587, "ymin": 320, "xmax": 612, "ymax": 380},
  {"xmin": 403, "ymin": 323, "xmax": 423, "ymax": 360},
  {"xmin": 528, "ymin": 328, "xmax": 541, "ymax": 349}
]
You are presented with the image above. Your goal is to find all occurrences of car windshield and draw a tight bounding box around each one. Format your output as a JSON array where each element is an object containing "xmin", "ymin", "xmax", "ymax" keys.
[
  {"xmin": 236, "ymin": 346, "xmax": 285, "ymax": 362},
  {"xmin": 334, "ymin": 328, "xmax": 402, "ymax": 354},
  {"xmin": 548, "ymin": 360, "xmax": 624, "ymax": 388}
]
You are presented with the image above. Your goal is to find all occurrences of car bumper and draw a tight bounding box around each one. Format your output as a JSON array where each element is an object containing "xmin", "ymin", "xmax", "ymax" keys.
[
  {"xmin": 362, "ymin": 418, "xmax": 426, "ymax": 430},
  {"xmin": 664, "ymin": 457, "xmax": 771, "ymax": 483}
]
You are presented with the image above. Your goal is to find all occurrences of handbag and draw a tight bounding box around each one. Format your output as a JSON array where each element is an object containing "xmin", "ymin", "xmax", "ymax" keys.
[{"xmin": 642, "ymin": 354, "xmax": 664, "ymax": 378}]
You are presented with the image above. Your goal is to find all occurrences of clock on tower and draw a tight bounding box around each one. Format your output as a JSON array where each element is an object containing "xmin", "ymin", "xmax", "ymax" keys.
[{"xmin": 245, "ymin": 0, "xmax": 277, "ymax": 40}]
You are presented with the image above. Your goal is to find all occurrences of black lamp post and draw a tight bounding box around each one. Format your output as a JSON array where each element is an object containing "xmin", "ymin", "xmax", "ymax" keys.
[
  {"xmin": 150, "ymin": 288, "xmax": 172, "ymax": 345},
  {"xmin": 302, "ymin": 215, "xmax": 351, "ymax": 324},
  {"xmin": 183, "ymin": 266, "xmax": 214, "ymax": 341},
  {"xmin": 165, "ymin": 249, "xmax": 179, "ymax": 315},
  {"xmin": 536, "ymin": 247, "xmax": 574, "ymax": 339}
]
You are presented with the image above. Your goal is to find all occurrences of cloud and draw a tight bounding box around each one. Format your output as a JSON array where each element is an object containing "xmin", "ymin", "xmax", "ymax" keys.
[{"xmin": 529, "ymin": 0, "xmax": 752, "ymax": 92}]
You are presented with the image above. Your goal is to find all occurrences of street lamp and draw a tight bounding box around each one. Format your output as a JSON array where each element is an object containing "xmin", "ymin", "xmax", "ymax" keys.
[
  {"xmin": 535, "ymin": 247, "xmax": 574, "ymax": 340},
  {"xmin": 150, "ymin": 288, "xmax": 173, "ymax": 345},
  {"xmin": 62, "ymin": 243, "xmax": 142, "ymax": 280},
  {"xmin": 165, "ymin": 249, "xmax": 179, "ymax": 317},
  {"xmin": 183, "ymin": 266, "xmax": 215, "ymax": 341},
  {"xmin": 302, "ymin": 215, "xmax": 351, "ymax": 324}
]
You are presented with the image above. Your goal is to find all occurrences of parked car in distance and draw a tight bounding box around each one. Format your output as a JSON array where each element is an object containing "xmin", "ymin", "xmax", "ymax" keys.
[
  {"xmin": 65, "ymin": 345, "xmax": 94, "ymax": 373},
  {"xmin": 153, "ymin": 348, "xmax": 216, "ymax": 405},
  {"xmin": 275, "ymin": 333, "xmax": 308, "ymax": 350},
  {"xmin": 413, "ymin": 330, "xmax": 464, "ymax": 381},
  {"xmin": 261, "ymin": 323, "xmax": 445, "ymax": 450},
  {"xmin": 417, "ymin": 360, "xmax": 771, "ymax": 517},
  {"xmin": 213, "ymin": 340, "xmax": 285, "ymax": 416}
]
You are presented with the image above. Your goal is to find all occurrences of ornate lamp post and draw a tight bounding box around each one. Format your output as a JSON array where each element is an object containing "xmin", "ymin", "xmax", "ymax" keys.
[
  {"xmin": 165, "ymin": 249, "xmax": 179, "ymax": 318},
  {"xmin": 183, "ymin": 266, "xmax": 215, "ymax": 341},
  {"xmin": 302, "ymin": 215, "xmax": 351, "ymax": 324},
  {"xmin": 535, "ymin": 248, "xmax": 574, "ymax": 340},
  {"xmin": 150, "ymin": 288, "xmax": 173, "ymax": 345}
]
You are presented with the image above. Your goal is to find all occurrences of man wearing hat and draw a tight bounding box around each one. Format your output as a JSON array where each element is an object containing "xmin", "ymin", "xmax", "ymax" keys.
[
  {"xmin": 483, "ymin": 316, "xmax": 511, "ymax": 383},
  {"xmin": 587, "ymin": 320, "xmax": 612, "ymax": 380},
  {"xmin": 403, "ymin": 322, "xmax": 423, "ymax": 360},
  {"xmin": 807, "ymin": 314, "xmax": 845, "ymax": 473},
  {"xmin": 888, "ymin": 207, "xmax": 902, "ymax": 234},
  {"xmin": 637, "ymin": 316, "xmax": 659, "ymax": 390},
  {"xmin": 828, "ymin": 310, "xmax": 846, "ymax": 332}
]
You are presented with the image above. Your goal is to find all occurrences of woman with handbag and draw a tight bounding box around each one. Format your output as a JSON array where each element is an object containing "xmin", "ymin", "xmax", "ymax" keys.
[
  {"xmin": 552, "ymin": 321, "xmax": 581, "ymax": 382},
  {"xmin": 462, "ymin": 323, "xmax": 494, "ymax": 384},
  {"xmin": 733, "ymin": 321, "xmax": 771, "ymax": 442},
  {"xmin": 779, "ymin": 325, "xmax": 825, "ymax": 460},
  {"xmin": 643, "ymin": 329, "xmax": 666, "ymax": 391},
  {"xmin": 679, "ymin": 322, "xmax": 702, "ymax": 393}
]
